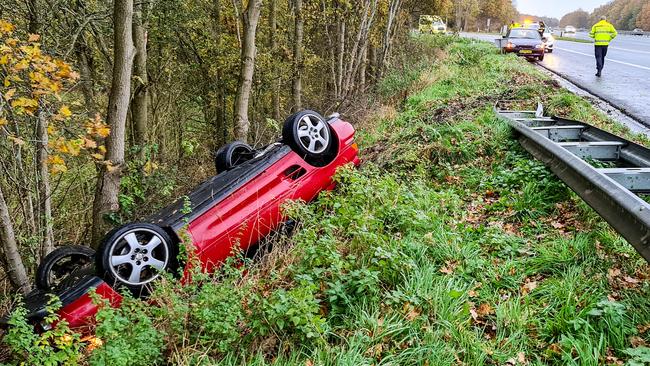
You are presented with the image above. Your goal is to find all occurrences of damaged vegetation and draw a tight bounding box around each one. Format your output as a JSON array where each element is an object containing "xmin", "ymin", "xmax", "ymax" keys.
[{"xmin": 3, "ymin": 37, "xmax": 650, "ymax": 365}]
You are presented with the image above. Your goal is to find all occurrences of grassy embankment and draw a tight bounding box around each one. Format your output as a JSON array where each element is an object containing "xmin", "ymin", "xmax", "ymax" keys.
[
  {"xmin": 3, "ymin": 36, "xmax": 650, "ymax": 365},
  {"xmin": 555, "ymin": 36, "xmax": 594, "ymax": 43}
]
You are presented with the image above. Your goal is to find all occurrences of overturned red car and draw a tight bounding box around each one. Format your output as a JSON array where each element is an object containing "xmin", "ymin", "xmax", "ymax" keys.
[{"xmin": 3, "ymin": 110, "xmax": 359, "ymax": 331}]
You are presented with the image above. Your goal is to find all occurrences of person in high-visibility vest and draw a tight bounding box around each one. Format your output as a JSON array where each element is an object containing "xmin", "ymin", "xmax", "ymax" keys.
[
  {"xmin": 509, "ymin": 20, "xmax": 521, "ymax": 29},
  {"xmin": 589, "ymin": 15, "xmax": 618, "ymax": 77}
]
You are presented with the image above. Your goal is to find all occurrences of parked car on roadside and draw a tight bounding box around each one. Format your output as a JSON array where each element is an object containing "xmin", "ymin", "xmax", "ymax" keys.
[
  {"xmin": 632, "ymin": 28, "xmax": 645, "ymax": 36},
  {"xmin": 418, "ymin": 15, "xmax": 447, "ymax": 34},
  {"xmin": 502, "ymin": 28, "xmax": 546, "ymax": 61},
  {"xmin": 2, "ymin": 110, "xmax": 360, "ymax": 331},
  {"xmin": 542, "ymin": 31, "xmax": 555, "ymax": 53}
]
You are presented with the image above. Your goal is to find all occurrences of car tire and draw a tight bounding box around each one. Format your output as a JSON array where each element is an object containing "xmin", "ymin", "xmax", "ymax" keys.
[
  {"xmin": 547, "ymin": 49, "xmax": 553, "ymax": 53},
  {"xmin": 215, "ymin": 141, "xmax": 254, "ymax": 173},
  {"xmin": 96, "ymin": 223, "xmax": 177, "ymax": 297},
  {"xmin": 538, "ymin": 54, "xmax": 545, "ymax": 61},
  {"xmin": 282, "ymin": 110, "xmax": 335, "ymax": 165},
  {"xmin": 36, "ymin": 245, "xmax": 95, "ymax": 291}
]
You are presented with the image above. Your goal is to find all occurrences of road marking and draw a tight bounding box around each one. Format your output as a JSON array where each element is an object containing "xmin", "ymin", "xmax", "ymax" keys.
[
  {"xmin": 610, "ymin": 46, "xmax": 650, "ymax": 54},
  {"xmin": 555, "ymin": 47, "xmax": 650, "ymax": 71}
]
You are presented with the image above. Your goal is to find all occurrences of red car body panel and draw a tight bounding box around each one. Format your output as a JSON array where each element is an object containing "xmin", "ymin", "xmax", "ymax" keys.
[
  {"xmin": 37, "ymin": 118, "xmax": 359, "ymax": 330},
  {"xmin": 58, "ymin": 283, "xmax": 122, "ymax": 330}
]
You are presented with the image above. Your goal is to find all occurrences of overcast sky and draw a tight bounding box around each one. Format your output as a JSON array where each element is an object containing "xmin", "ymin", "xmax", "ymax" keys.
[{"xmin": 516, "ymin": 0, "xmax": 611, "ymax": 19}]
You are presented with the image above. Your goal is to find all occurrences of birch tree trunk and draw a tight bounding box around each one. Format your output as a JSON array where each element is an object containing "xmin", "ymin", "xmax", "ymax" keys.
[
  {"xmin": 91, "ymin": 0, "xmax": 136, "ymax": 246},
  {"xmin": 0, "ymin": 184, "xmax": 29, "ymax": 294},
  {"xmin": 270, "ymin": 0, "xmax": 281, "ymax": 121},
  {"xmin": 37, "ymin": 109, "xmax": 54, "ymax": 258},
  {"xmin": 291, "ymin": 0, "xmax": 303, "ymax": 112},
  {"xmin": 132, "ymin": 1, "xmax": 149, "ymax": 152},
  {"xmin": 342, "ymin": 0, "xmax": 377, "ymax": 99},
  {"xmin": 233, "ymin": 0, "xmax": 262, "ymax": 142},
  {"xmin": 336, "ymin": 19, "xmax": 345, "ymax": 100},
  {"xmin": 378, "ymin": 0, "xmax": 402, "ymax": 78}
]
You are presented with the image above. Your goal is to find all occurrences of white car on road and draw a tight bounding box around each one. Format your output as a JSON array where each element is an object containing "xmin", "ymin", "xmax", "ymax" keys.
[
  {"xmin": 564, "ymin": 26, "xmax": 576, "ymax": 34},
  {"xmin": 543, "ymin": 32, "xmax": 555, "ymax": 53}
]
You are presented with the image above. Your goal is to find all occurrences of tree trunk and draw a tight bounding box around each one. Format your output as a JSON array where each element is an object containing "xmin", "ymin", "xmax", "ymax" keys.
[
  {"xmin": 132, "ymin": 2, "xmax": 149, "ymax": 152},
  {"xmin": 358, "ymin": 45, "xmax": 367, "ymax": 90},
  {"xmin": 336, "ymin": 19, "xmax": 345, "ymax": 100},
  {"xmin": 343, "ymin": 0, "xmax": 377, "ymax": 99},
  {"xmin": 91, "ymin": 0, "xmax": 136, "ymax": 246},
  {"xmin": 76, "ymin": 39, "xmax": 97, "ymax": 116},
  {"xmin": 0, "ymin": 183, "xmax": 29, "ymax": 294},
  {"xmin": 37, "ymin": 109, "xmax": 54, "ymax": 258},
  {"xmin": 291, "ymin": 0, "xmax": 303, "ymax": 112},
  {"xmin": 233, "ymin": 0, "xmax": 262, "ymax": 142},
  {"xmin": 378, "ymin": 0, "xmax": 402, "ymax": 78},
  {"xmin": 270, "ymin": 0, "xmax": 281, "ymax": 121},
  {"xmin": 27, "ymin": 0, "xmax": 41, "ymax": 34}
]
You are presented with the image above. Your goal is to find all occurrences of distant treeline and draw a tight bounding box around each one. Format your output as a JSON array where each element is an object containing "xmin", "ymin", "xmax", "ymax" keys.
[{"xmin": 560, "ymin": 0, "xmax": 650, "ymax": 30}]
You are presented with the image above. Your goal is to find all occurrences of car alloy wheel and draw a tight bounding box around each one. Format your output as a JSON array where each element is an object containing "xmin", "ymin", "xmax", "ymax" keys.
[
  {"xmin": 283, "ymin": 110, "xmax": 336, "ymax": 166},
  {"xmin": 296, "ymin": 114, "xmax": 331, "ymax": 154},
  {"xmin": 108, "ymin": 229, "xmax": 168, "ymax": 285},
  {"xmin": 97, "ymin": 223, "xmax": 176, "ymax": 295}
]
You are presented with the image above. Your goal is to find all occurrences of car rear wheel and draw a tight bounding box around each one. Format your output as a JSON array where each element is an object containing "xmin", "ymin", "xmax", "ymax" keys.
[
  {"xmin": 96, "ymin": 223, "xmax": 177, "ymax": 297},
  {"xmin": 282, "ymin": 110, "xmax": 335, "ymax": 164},
  {"xmin": 215, "ymin": 141, "xmax": 254, "ymax": 173},
  {"xmin": 36, "ymin": 245, "xmax": 95, "ymax": 291},
  {"xmin": 538, "ymin": 54, "xmax": 545, "ymax": 61},
  {"xmin": 547, "ymin": 49, "xmax": 553, "ymax": 53}
]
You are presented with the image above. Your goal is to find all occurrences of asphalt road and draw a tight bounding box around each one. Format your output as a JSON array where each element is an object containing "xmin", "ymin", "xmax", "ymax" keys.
[{"xmin": 462, "ymin": 32, "xmax": 650, "ymax": 126}]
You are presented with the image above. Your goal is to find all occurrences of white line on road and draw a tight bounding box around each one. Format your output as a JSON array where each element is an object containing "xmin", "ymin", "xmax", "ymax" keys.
[
  {"xmin": 609, "ymin": 47, "xmax": 650, "ymax": 55},
  {"xmin": 555, "ymin": 47, "xmax": 650, "ymax": 71}
]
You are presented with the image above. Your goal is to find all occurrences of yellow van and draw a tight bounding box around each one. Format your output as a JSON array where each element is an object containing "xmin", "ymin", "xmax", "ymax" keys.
[{"xmin": 419, "ymin": 15, "xmax": 447, "ymax": 34}]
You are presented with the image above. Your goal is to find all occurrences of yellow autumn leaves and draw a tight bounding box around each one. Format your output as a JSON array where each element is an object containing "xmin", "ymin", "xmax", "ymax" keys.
[{"xmin": 0, "ymin": 19, "xmax": 110, "ymax": 174}]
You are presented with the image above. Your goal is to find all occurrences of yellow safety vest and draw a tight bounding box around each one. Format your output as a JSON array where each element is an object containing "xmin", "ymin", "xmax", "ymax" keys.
[
  {"xmin": 589, "ymin": 20, "xmax": 617, "ymax": 46},
  {"xmin": 509, "ymin": 23, "xmax": 521, "ymax": 29}
]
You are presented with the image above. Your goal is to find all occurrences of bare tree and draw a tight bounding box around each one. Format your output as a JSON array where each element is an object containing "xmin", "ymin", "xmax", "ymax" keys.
[
  {"xmin": 132, "ymin": 0, "xmax": 150, "ymax": 152},
  {"xmin": 233, "ymin": 0, "xmax": 263, "ymax": 142},
  {"xmin": 342, "ymin": 0, "xmax": 378, "ymax": 100},
  {"xmin": 269, "ymin": 0, "xmax": 281, "ymax": 121},
  {"xmin": 36, "ymin": 109, "xmax": 54, "ymax": 258},
  {"xmin": 378, "ymin": 0, "xmax": 403, "ymax": 78},
  {"xmin": 91, "ymin": 0, "xmax": 136, "ymax": 246},
  {"xmin": 291, "ymin": 0, "xmax": 303, "ymax": 112},
  {"xmin": 0, "ymin": 184, "xmax": 29, "ymax": 294}
]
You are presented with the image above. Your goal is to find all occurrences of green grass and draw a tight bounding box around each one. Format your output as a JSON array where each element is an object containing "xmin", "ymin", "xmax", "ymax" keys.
[
  {"xmin": 3, "ymin": 36, "xmax": 650, "ymax": 366},
  {"xmin": 555, "ymin": 36, "xmax": 594, "ymax": 43}
]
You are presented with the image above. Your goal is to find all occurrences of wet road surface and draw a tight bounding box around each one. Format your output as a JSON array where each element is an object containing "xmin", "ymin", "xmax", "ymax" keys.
[{"xmin": 462, "ymin": 32, "xmax": 650, "ymax": 126}]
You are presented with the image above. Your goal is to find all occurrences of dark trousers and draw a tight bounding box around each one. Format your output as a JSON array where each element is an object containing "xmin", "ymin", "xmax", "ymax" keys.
[{"xmin": 595, "ymin": 45, "xmax": 608, "ymax": 72}]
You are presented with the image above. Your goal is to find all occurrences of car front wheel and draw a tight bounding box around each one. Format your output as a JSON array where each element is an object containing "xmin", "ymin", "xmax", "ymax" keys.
[{"xmin": 96, "ymin": 223, "xmax": 177, "ymax": 297}]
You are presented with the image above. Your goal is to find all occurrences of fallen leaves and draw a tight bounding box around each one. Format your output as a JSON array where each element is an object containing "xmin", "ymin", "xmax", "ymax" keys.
[
  {"xmin": 440, "ymin": 260, "xmax": 458, "ymax": 275},
  {"xmin": 506, "ymin": 352, "xmax": 528, "ymax": 365},
  {"xmin": 607, "ymin": 266, "xmax": 645, "ymax": 290},
  {"xmin": 521, "ymin": 280, "xmax": 538, "ymax": 296},
  {"xmin": 630, "ymin": 336, "xmax": 648, "ymax": 348},
  {"xmin": 402, "ymin": 303, "xmax": 421, "ymax": 321}
]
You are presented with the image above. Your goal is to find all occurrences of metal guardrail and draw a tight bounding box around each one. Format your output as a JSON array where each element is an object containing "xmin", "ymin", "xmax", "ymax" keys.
[{"xmin": 496, "ymin": 102, "xmax": 650, "ymax": 262}]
